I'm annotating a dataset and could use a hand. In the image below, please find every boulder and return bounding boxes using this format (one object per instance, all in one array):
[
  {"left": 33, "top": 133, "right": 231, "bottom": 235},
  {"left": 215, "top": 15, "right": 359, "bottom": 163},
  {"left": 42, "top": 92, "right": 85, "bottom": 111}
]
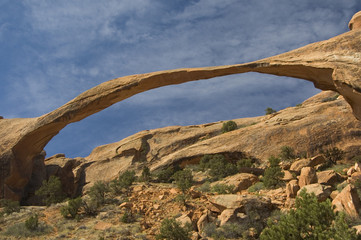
[
  {"left": 286, "top": 180, "right": 300, "bottom": 198},
  {"left": 309, "top": 155, "right": 326, "bottom": 167},
  {"left": 289, "top": 159, "right": 311, "bottom": 172},
  {"left": 209, "top": 194, "right": 273, "bottom": 212},
  {"left": 350, "top": 172, "right": 361, "bottom": 184},
  {"left": 282, "top": 170, "right": 295, "bottom": 181},
  {"left": 197, "top": 211, "right": 211, "bottom": 233},
  {"left": 218, "top": 208, "right": 237, "bottom": 226},
  {"left": 176, "top": 214, "right": 192, "bottom": 228},
  {"left": 332, "top": 185, "right": 361, "bottom": 218},
  {"left": 298, "top": 183, "right": 332, "bottom": 201},
  {"left": 317, "top": 170, "right": 341, "bottom": 185},
  {"left": 210, "top": 173, "right": 258, "bottom": 193},
  {"left": 299, "top": 167, "right": 317, "bottom": 188}
]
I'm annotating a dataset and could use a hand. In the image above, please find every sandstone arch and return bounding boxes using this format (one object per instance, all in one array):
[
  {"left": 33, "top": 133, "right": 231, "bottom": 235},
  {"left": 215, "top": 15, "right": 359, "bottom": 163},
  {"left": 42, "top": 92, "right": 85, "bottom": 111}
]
[{"left": 1, "top": 13, "right": 361, "bottom": 200}]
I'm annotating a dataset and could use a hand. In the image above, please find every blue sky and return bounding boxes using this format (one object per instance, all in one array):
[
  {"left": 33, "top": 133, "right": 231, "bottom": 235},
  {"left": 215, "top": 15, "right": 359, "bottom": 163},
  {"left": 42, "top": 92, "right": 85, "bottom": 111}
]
[{"left": 1, "top": 1, "right": 360, "bottom": 158}]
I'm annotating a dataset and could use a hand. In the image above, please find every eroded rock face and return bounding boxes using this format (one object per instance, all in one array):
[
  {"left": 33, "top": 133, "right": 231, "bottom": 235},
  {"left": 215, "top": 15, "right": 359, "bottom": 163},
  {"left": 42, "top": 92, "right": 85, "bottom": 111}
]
[{"left": 2, "top": 12, "right": 361, "bottom": 200}]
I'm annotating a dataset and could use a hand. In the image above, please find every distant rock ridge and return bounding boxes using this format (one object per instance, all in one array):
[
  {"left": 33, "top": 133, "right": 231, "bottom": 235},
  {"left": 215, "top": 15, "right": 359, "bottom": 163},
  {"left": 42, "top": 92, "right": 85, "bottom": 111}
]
[{"left": 1, "top": 12, "right": 361, "bottom": 200}]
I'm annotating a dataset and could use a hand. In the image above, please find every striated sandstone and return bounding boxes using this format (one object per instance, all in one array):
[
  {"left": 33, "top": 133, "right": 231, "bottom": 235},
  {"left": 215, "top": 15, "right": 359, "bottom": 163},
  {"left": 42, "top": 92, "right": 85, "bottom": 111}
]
[{"left": 2, "top": 12, "right": 361, "bottom": 199}]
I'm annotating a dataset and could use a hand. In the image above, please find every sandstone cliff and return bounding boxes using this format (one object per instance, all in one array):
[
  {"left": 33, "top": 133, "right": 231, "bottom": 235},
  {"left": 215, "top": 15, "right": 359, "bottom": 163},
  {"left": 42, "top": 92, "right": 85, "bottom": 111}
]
[
  {"left": 37, "top": 91, "right": 361, "bottom": 197},
  {"left": 1, "top": 12, "right": 361, "bottom": 200}
]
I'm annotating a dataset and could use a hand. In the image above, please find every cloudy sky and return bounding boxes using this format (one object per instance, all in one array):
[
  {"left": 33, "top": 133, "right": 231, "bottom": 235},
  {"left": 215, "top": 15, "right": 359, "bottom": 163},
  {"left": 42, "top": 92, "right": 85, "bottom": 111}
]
[{"left": 1, "top": 1, "right": 360, "bottom": 158}]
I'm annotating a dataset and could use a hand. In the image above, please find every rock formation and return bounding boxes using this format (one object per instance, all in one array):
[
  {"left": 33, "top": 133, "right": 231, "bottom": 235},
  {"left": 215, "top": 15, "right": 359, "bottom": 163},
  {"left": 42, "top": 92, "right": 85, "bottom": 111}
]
[{"left": 1, "top": 12, "right": 361, "bottom": 200}]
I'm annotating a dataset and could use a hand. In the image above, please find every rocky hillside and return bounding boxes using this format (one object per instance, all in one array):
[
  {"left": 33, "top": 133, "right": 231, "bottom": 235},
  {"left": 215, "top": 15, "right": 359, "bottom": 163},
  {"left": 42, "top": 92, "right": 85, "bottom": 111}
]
[{"left": 25, "top": 90, "right": 361, "bottom": 200}]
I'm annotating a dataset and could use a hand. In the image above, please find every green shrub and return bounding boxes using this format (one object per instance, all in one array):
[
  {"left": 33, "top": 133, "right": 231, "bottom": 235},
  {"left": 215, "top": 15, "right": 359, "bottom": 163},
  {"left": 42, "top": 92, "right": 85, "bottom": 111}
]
[
  {"left": 211, "top": 183, "right": 235, "bottom": 194},
  {"left": 88, "top": 181, "right": 109, "bottom": 207},
  {"left": 25, "top": 214, "right": 39, "bottom": 231},
  {"left": 0, "top": 199, "right": 20, "bottom": 215},
  {"left": 222, "top": 121, "right": 237, "bottom": 133},
  {"left": 35, "top": 176, "right": 65, "bottom": 206},
  {"left": 157, "top": 166, "right": 180, "bottom": 183},
  {"left": 203, "top": 222, "right": 244, "bottom": 239},
  {"left": 262, "top": 156, "right": 284, "bottom": 189},
  {"left": 324, "top": 147, "right": 344, "bottom": 165},
  {"left": 248, "top": 182, "right": 265, "bottom": 193},
  {"left": 198, "top": 181, "right": 211, "bottom": 193},
  {"left": 265, "top": 107, "right": 276, "bottom": 115},
  {"left": 82, "top": 199, "right": 98, "bottom": 216},
  {"left": 260, "top": 189, "right": 359, "bottom": 240},
  {"left": 140, "top": 166, "right": 151, "bottom": 183},
  {"left": 236, "top": 158, "right": 253, "bottom": 169},
  {"left": 322, "top": 93, "right": 339, "bottom": 102},
  {"left": 172, "top": 169, "right": 193, "bottom": 193},
  {"left": 120, "top": 209, "right": 135, "bottom": 223},
  {"left": 60, "top": 197, "right": 82, "bottom": 219},
  {"left": 199, "top": 154, "right": 237, "bottom": 180},
  {"left": 156, "top": 218, "right": 192, "bottom": 240},
  {"left": 279, "top": 146, "right": 295, "bottom": 161},
  {"left": 110, "top": 170, "right": 137, "bottom": 195},
  {"left": 174, "top": 193, "right": 190, "bottom": 206}
]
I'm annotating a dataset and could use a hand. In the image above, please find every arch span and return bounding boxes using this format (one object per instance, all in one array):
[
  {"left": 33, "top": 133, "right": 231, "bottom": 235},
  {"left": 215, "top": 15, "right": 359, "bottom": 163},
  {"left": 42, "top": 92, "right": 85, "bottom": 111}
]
[{"left": 1, "top": 16, "right": 361, "bottom": 199}]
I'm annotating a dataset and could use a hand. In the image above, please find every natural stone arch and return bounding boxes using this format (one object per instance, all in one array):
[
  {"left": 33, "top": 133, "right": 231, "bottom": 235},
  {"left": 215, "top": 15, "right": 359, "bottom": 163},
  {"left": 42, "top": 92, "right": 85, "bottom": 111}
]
[{"left": 1, "top": 12, "right": 361, "bottom": 200}]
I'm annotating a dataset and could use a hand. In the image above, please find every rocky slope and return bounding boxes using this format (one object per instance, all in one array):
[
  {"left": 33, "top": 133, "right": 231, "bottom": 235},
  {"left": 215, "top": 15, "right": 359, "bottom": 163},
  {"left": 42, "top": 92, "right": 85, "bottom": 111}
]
[
  {"left": 24, "top": 90, "right": 361, "bottom": 201},
  {"left": 1, "top": 12, "right": 361, "bottom": 200}
]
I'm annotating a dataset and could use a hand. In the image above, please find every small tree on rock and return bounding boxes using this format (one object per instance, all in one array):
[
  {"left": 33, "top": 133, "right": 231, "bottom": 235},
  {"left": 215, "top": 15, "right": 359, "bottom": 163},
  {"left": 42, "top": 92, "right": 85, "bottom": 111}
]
[
  {"left": 263, "top": 156, "right": 284, "bottom": 189},
  {"left": 35, "top": 176, "right": 65, "bottom": 206}
]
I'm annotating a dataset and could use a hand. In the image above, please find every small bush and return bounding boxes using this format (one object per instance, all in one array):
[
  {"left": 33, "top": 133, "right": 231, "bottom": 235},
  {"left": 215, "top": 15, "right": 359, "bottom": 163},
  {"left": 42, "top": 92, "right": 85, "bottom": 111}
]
[
  {"left": 120, "top": 209, "right": 135, "bottom": 223},
  {"left": 156, "top": 218, "right": 192, "bottom": 240},
  {"left": 203, "top": 222, "right": 244, "bottom": 239},
  {"left": 199, "top": 154, "right": 237, "bottom": 180},
  {"left": 82, "top": 199, "right": 98, "bottom": 216},
  {"left": 265, "top": 107, "right": 276, "bottom": 115},
  {"left": 222, "top": 121, "right": 237, "bottom": 133},
  {"left": 174, "top": 193, "right": 190, "bottom": 206},
  {"left": 198, "top": 181, "right": 211, "bottom": 192},
  {"left": 262, "top": 156, "right": 284, "bottom": 189},
  {"left": 25, "top": 214, "right": 39, "bottom": 231},
  {"left": 110, "top": 170, "right": 137, "bottom": 195},
  {"left": 35, "top": 176, "right": 65, "bottom": 206},
  {"left": 0, "top": 199, "right": 20, "bottom": 215},
  {"left": 4, "top": 219, "right": 51, "bottom": 237},
  {"left": 172, "top": 169, "right": 193, "bottom": 193},
  {"left": 324, "top": 147, "right": 344, "bottom": 165},
  {"left": 248, "top": 182, "right": 265, "bottom": 193},
  {"left": 157, "top": 166, "right": 180, "bottom": 183},
  {"left": 88, "top": 181, "right": 109, "bottom": 207},
  {"left": 236, "top": 158, "right": 253, "bottom": 169},
  {"left": 321, "top": 93, "right": 339, "bottom": 102},
  {"left": 211, "top": 183, "right": 235, "bottom": 194},
  {"left": 260, "top": 189, "right": 359, "bottom": 240},
  {"left": 140, "top": 166, "right": 151, "bottom": 183},
  {"left": 279, "top": 146, "right": 296, "bottom": 161},
  {"left": 60, "top": 197, "right": 82, "bottom": 219}
]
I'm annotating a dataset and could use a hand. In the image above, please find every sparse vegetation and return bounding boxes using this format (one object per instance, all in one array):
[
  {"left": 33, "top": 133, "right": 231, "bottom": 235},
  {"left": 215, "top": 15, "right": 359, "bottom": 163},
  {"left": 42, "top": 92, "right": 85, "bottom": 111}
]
[
  {"left": 237, "top": 158, "right": 254, "bottom": 169},
  {"left": 35, "top": 175, "right": 66, "bottom": 206},
  {"left": 198, "top": 181, "right": 211, "bottom": 192},
  {"left": 0, "top": 199, "right": 20, "bottom": 215},
  {"left": 172, "top": 169, "right": 193, "bottom": 194},
  {"left": 265, "top": 107, "right": 276, "bottom": 115},
  {"left": 157, "top": 166, "right": 181, "bottom": 183},
  {"left": 260, "top": 189, "right": 359, "bottom": 240},
  {"left": 140, "top": 166, "right": 151, "bottom": 183},
  {"left": 211, "top": 183, "right": 235, "bottom": 194},
  {"left": 203, "top": 222, "right": 245, "bottom": 239},
  {"left": 322, "top": 93, "right": 340, "bottom": 102},
  {"left": 222, "top": 120, "right": 237, "bottom": 133},
  {"left": 120, "top": 209, "right": 135, "bottom": 223},
  {"left": 199, "top": 154, "right": 238, "bottom": 180},
  {"left": 279, "top": 146, "right": 296, "bottom": 161},
  {"left": 60, "top": 197, "right": 82, "bottom": 219},
  {"left": 262, "top": 156, "right": 284, "bottom": 189},
  {"left": 110, "top": 170, "right": 137, "bottom": 195},
  {"left": 88, "top": 181, "right": 109, "bottom": 207},
  {"left": 25, "top": 214, "right": 39, "bottom": 231},
  {"left": 156, "top": 218, "right": 192, "bottom": 240},
  {"left": 248, "top": 182, "right": 265, "bottom": 193}
]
